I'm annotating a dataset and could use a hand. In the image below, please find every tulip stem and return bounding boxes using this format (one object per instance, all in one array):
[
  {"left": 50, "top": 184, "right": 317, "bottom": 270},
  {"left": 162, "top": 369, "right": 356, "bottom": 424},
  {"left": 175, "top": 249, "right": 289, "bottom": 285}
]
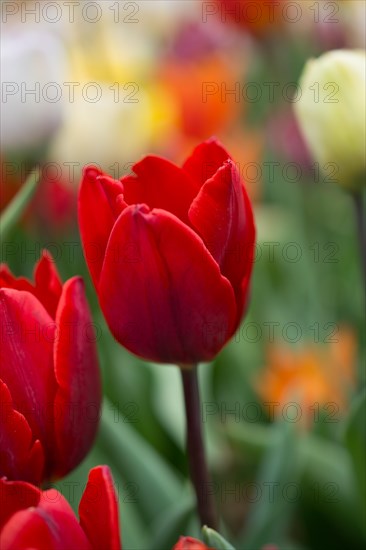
[
  {"left": 181, "top": 365, "right": 218, "bottom": 530},
  {"left": 353, "top": 192, "right": 366, "bottom": 284}
]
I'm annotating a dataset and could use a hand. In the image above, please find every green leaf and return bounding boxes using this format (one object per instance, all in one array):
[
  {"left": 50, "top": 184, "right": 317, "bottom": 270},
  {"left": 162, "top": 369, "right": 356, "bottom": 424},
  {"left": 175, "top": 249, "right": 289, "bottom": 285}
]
[
  {"left": 0, "top": 167, "right": 40, "bottom": 237},
  {"left": 227, "top": 421, "right": 355, "bottom": 495},
  {"left": 98, "top": 399, "right": 184, "bottom": 526},
  {"left": 228, "top": 417, "right": 363, "bottom": 544},
  {"left": 300, "top": 434, "right": 355, "bottom": 499},
  {"left": 299, "top": 434, "right": 362, "bottom": 543},
  {"left": 240, "top": 420, "right": 301, "bottom": 549},
  {"left": 150, "top": 363, "right": 185, "bottom": 448},
  {"left": 344, "top": 391, "right": 366, "bottom": 480},
  {"left": 343, "top": 391, "right": 366, "bottom": 535},
  {"left": 149, "top": 489, "right": 196, "bottom": 550},
  {"left": 228, "top": 420, "right": 365, "bottom": 548},
  {"left": 226, "top": 420, "right": 276, "bottom": 458},
  {"left": 202, "top": 526, "right": 236, "bottom": 549}
]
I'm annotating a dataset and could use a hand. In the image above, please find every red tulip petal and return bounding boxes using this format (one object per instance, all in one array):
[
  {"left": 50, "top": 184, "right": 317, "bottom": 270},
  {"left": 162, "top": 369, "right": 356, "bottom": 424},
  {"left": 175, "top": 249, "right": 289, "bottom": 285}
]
[
  {"left": 79, "top": 167, "right": 124, "bottom": 287},
  {"left": 234, "top": 172, "right": 256, "bottom": 317},
  {"left": 0, "top": 265, "right": 34, "bottom": 294},
  {"left": 99, "top": 205, "right": 237, "bottom": 364},
  {"left": 189, "top": 160, "right": 255, "bottom": 293},
  {"left": 0, "top": 253, "right": 62, "bottom": 320},
  {"left": 39, "top": 489, "right": 92, "bottom": 549},
  {"left": 34, "top": 251, "right": 63, "bottom": 319},
  {"left": 121, "top": 156, "right": 200, "bottom": 224},
  {"left": 0, "top": 381, "right": 44, "bottom": 485},
  {"left": 0, "top": 289, "right": 57, "bottom": 468},
  {"left": 97, "top": 174, "right": 128, "bottom": 218},
  {"left": 79, "top": 466, "right": 121, "bottom": 550},
  {"left": 0, "top": 509, "right": 57, "bottom": 550},
  {"left": 53, "top": 277, "right": 101, "bottom": 478},
  {"left": 183, "top": 138, "right": 231, "bottom": 186},
  {"left": 1, "top": 492, "right": 91, "bottom": 550},
  {"left": 0, "top": 478, "right": 40, "bottom": 531}
]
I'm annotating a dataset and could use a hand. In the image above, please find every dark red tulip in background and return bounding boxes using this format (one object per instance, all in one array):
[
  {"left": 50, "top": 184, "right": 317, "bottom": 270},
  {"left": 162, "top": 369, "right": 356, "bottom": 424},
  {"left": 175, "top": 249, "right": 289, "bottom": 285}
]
[
  {"left": 0, "top": 252, "right": 101, "bottom": 485},
  {"left": 79, "top": 139, "right": 255, "bottom": 365},
  {"left": 0, "top": 465, "right": 121, "bottom": 550},
  {"left": 214, "top": 0, "right": 284, "bottom": 36}
]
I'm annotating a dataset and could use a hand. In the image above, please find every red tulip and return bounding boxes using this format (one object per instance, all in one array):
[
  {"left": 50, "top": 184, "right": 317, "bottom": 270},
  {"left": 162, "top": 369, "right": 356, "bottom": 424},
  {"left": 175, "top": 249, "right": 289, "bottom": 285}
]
[
  {"left": 0, "top": 465, "right": 121, "bottom": 550},
  {"left": 214, "top": 0, "right": 284, "bottom": 36},
  {"left": 79, "top": 139, "right": 255, "bottom": 365},
  {"left": 173, "top": 537, "right": 212, "bottom": 550},
  {"left": 0, "top": 251, "right": 101, "bottom": 485}
]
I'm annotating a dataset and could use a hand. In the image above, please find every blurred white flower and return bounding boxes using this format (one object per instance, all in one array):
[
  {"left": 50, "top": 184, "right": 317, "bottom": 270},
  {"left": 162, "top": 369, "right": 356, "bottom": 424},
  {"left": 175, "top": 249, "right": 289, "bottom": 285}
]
[{"left": 1, "top": 28, "right": 67, "bottom": 152}]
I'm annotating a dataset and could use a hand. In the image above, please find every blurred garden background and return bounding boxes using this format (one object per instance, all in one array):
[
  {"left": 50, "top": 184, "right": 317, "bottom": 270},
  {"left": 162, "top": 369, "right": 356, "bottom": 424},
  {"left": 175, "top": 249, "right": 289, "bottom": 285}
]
[{"left": 1, "top": 1, "right": 365, "bottom": 548}]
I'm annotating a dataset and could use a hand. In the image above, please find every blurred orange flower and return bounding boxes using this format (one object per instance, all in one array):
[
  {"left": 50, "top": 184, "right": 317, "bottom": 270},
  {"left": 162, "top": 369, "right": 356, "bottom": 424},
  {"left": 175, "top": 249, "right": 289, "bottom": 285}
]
[
  {"left": 158, "top": 20, "right": 265, "bottom": 202},
  {"left": 256, "top": 327, "right": 357, "bottom": 425},
  {"left": 161, "top": 53, "right": 242, "bottom": 141}
]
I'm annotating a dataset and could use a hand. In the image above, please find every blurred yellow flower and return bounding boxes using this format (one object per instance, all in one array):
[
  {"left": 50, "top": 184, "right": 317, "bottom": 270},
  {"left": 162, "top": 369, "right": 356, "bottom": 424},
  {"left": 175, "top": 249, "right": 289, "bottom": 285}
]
[{"left": 49, "top": 18, "right": 178, "bottom": 180}]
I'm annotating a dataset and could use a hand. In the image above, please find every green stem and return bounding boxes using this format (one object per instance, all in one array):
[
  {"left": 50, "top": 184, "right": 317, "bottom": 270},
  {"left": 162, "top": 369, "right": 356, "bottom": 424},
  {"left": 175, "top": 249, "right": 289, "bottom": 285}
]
[
  {"left": 180, "top": 365, "right": 218, "bottom": 529},
  {"left": 353, "top": 192, "right": 366, "bottom": 285}
]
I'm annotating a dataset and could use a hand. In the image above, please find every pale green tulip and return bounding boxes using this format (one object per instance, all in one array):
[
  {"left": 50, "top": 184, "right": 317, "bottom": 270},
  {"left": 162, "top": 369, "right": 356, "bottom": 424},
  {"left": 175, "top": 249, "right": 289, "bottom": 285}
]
[{"left": 294, "top": 49, "right": 366, "bottom": 192}]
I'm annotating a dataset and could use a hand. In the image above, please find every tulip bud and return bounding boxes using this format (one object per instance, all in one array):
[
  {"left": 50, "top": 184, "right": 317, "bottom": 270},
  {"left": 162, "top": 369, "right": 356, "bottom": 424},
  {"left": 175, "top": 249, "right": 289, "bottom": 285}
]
[
  {"left": 173, "top": 536, "right": 213, "bottom": 550},
  {"left": 0, "top": 251, "right": 101, "bottom": 485},
  {"left": 0, "top": 466, "right": 121, "bottom": 550},
  {"left": 78, "top": 138, "right": 256, "bottom": 366},
  {"left": 294, "top": 49, "right": 366, "bottom": 192}
]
